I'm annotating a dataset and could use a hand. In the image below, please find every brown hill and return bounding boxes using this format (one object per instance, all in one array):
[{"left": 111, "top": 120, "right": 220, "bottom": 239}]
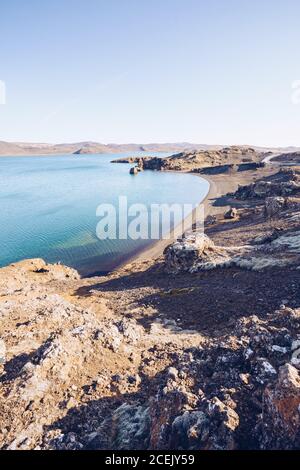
[{"left": 1, "top": 140, "right": 299, "bottom": 157}]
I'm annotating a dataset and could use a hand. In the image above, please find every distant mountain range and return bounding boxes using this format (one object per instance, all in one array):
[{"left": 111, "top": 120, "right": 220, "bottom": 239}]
[{"left": 0, "top": 140, "right": 300, "bottom": 156}]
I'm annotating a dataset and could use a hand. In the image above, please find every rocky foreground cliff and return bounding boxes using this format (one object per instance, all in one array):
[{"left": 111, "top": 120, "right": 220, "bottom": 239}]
[{"left": 1, "top": 161, "right": 300, "bottom": 450}]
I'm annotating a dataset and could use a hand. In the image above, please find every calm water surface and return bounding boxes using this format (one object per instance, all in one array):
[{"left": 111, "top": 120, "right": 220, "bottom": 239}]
[{"left": 0, "top": 153, "right": 209, "bottom": 275}]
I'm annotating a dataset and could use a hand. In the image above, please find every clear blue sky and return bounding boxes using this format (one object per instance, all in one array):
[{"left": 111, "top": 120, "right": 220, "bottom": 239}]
[{"left": 0, "top": 0, "right": 300, "bottom": 146}]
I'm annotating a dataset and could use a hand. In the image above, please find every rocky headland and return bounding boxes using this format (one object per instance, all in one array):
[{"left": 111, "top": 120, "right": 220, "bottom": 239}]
[
  {"left": 113, "top": 146, "right": 264, "bottom": 173},
  {"left": 1, "top": 148, "right": 300, "bottom": 450},
  {"left": 271, "top": 152, "right": 300, "bottom": 165}
]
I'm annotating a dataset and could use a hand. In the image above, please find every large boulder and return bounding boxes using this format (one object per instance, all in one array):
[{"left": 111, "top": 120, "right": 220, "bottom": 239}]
[
  {"left": 224, "top": 207, "right": 238, "bottom": 220},
  {"left": 264, "top": 197, "right": 286, "bottom": 218},
  {"left": 253, "top": 181, "right": 273, "bottom": 197},
  {"left": 170, "top": 397, "right": 239, "bottom": 450},
  {"left": 164, "top": 234, "right": 216, "bottom": 273},
  {"left": 261, "top": 363, "right": 300, "bottom": 449},
  {"left": 129, "top": 166, "right": 138, "bottom": 175},
  {"left": 109, "top": 403, "right": 150, "bottom": 450},
  {"left": 149, "top": 382, "right": 239, "bottom": 450}
]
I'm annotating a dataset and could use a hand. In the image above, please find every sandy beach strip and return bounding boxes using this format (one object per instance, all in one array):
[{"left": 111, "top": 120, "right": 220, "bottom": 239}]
[{"left": 118, "top": 171, "right": 245, "bottom": 268}]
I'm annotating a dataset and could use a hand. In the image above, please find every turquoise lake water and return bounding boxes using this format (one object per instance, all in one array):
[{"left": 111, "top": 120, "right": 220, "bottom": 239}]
[{"left": 0, "top": 153, "right": 209, "bottom": 275}]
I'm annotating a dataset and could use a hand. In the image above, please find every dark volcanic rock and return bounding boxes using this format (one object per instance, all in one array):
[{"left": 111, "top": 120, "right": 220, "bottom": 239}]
[
  {"left": 261, "top": 364, "right": 300, "bottom": 449},
  {"left": 264, "top": 197, "right": 286, "bottom": 218},
  {"left": 224, "top": 207, "right": 238, "bottom": 220},
  {"left": 233, "top": 169, "right": 300, "bottom": 200}
]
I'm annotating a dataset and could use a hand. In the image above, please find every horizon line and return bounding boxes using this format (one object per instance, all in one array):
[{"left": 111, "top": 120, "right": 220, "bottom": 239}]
[{"left": 1, "top": 139, "right": 300, "bottom": 150}]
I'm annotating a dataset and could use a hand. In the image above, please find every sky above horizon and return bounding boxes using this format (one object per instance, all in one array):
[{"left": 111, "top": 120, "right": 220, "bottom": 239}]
[{"left": 0, "top": 0, "right": 300, "bottom": 147}]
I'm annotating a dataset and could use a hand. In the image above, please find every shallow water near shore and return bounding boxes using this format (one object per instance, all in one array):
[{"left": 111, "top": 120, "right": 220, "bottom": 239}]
[{"left": 0, "top": 153, "right": 209, "bottom": 275}]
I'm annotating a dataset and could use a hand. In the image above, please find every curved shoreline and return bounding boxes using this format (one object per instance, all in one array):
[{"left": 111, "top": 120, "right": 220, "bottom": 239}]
[
  {"left": 84, "top": 171, "right": 210, "bottom": 276},
  {"left": 116, "top": 171, "right": 243, "bottom": 270},
  {"left": 85, "top": 168, "right": 260, "bottom": 276},
  {"left": 114, "top": 173, "right": 210, "bottom": 270}
]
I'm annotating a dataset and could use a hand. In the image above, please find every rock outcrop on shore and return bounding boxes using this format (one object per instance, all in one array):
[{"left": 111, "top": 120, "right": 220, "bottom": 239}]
[
  {"left": 115, "top": 146, "right": 264, "bottom": 175},
  {"left": 233, "top": 168, "right": 300, "bottom": 199},
  {"left": 165, "top": 168, "right": 300, "bottom": 274},
  {"left": 272, "top": 152, "right": 300, "bottom": 165},
  {"left": 163, "top": 146, "right": 260, "bottom": 171}
]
